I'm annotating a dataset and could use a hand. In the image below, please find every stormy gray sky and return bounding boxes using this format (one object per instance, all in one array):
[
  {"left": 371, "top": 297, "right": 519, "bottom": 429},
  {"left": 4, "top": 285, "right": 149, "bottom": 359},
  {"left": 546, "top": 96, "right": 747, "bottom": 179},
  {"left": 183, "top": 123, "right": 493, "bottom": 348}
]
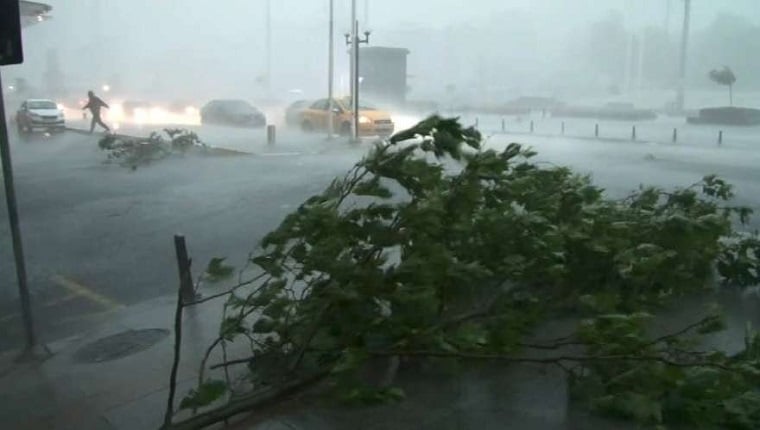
[{"left": 7, "top": 0, "right": 760, "bottom": 104}]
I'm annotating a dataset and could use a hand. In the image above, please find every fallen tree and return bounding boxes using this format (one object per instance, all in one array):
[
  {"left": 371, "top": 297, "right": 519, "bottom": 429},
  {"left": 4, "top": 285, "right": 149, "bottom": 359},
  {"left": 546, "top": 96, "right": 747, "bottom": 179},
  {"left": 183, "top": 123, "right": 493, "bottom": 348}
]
[
  {"left": 167, "top": 116, "right": 760, "bottom": 429},
  {"left": 98, "top": 128, "right": 240, "bottom": 170}
]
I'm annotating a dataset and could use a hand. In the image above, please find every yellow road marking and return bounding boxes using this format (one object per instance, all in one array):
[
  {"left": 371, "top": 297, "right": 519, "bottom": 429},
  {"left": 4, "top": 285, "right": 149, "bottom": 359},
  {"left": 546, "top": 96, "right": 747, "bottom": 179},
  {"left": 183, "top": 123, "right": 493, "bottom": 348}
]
[{"left": 50, "top": 275, "right": 124, "bottom": 310}]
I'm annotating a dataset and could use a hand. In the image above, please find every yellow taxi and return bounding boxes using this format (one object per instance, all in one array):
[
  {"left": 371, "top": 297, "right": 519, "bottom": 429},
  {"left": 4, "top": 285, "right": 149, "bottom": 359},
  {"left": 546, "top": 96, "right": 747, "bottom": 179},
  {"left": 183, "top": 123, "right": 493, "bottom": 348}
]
[{"left": 299, "top": 97, "right": 394, "bottom": 137}]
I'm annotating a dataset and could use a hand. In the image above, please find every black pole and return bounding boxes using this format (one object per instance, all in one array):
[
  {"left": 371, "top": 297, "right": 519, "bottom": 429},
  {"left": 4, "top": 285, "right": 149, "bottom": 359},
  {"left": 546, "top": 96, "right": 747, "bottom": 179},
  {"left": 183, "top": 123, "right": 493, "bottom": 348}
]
[
  {"left": 501, "top": 118, "right": 505, "bottom": 132},
  {"left": 530, "top": 120, "right": 534, "bottom": 133},
  {"left": 173, "top": 235, "right": 196, "bottom": 304},
  {"left": 718, "top": 130, "right": 723, "bottom": 145},
  {"left": 672, "top": 128, "right": 677, "bottom": 143},
  {"left": 163, "top": 279, "right": 184, "bottom": 429},
  {"left": 676, "top": 0, "right": 691, "bottom": 112},
  {"left": 632, "top": 125, "right": 637, "bottom": 141},
  {"left": 0, "top": 70, "right": 36, "bottom": 350},
  {"left": 595, "top": 123, "right": 599, "bottom": 138},
  {"left": 267, "top": 124, "right": 276, "bottom": 145},
  {"left": 561, "top": 121, "right": 565, "bottom": 135}
]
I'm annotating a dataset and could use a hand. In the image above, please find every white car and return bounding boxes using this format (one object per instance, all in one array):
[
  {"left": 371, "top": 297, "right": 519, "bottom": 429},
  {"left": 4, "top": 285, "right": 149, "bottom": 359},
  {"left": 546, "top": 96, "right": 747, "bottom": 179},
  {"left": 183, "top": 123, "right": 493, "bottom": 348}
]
[{"left": 16, "top": 99, "right": 66, "bottom": 133}]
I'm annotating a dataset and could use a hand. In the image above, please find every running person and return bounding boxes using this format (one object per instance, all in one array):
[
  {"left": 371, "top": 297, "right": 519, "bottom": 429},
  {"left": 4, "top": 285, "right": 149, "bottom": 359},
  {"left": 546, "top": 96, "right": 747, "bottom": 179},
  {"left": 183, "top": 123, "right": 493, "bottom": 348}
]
[{"left": 82, "top": 90, "right": 111, "bottom": 133}]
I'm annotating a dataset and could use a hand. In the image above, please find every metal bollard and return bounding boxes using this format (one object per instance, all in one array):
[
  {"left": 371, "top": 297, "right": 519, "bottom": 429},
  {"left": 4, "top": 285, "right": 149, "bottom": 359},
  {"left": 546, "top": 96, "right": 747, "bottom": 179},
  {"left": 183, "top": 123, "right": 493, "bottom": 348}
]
[
  {"left": 672, "top": 128, "right": 677, "bottom": 143},
  {"left": 561, "top": 122, "right": 565, "bottom": 135},
  {"left": 718, "top": 130, "right": 723, "bottom": 145},
  {"left": 631, "top": 125, "right": 637, "bottom": 141},
  {"left": 267, "top": 124, "right": 276, "bottom": 145},
  {"left": 530, "top": 120, "right": 534, "bottom": 133},
  {"left": 594, "top": 123, "right": 599, "bottom": 138}
]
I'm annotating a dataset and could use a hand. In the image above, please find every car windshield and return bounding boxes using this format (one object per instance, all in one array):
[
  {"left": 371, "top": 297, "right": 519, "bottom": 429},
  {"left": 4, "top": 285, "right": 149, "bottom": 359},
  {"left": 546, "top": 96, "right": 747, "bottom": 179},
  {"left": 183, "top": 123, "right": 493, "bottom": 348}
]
[
  {"left": 341, "top": 99, "right": 377, "bottom": 111},
  {"left": 27, "top": 101, "right": 57, "bottom": 109},
  {"left": 222, "top": 100, "right": 255, "bottom": 113}
]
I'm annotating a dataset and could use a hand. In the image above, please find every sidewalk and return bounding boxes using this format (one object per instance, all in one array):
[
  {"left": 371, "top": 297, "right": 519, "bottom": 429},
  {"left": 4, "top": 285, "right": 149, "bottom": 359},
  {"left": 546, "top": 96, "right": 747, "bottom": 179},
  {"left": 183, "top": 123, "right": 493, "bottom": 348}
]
[
  {"left": 0, "top": 291, "right": 592, "bottom": 430},
  {"left": 1, "top": 285, "right": 756, "bottom": 430},
  {"left": 0, "top": 292, "right": 237, "bottom": 430}
]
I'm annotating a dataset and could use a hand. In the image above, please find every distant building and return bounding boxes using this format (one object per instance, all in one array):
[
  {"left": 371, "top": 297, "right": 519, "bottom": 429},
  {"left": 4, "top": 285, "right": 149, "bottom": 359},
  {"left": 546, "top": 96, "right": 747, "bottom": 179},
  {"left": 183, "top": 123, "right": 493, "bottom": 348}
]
[{"left": 359, "top": 47, "right": 410, "bottom": 105}]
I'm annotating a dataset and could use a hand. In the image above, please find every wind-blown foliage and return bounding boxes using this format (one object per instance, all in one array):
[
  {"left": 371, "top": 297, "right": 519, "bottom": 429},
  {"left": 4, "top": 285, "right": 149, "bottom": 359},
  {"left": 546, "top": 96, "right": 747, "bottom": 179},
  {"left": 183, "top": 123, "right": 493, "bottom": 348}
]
[
  {"left": 98, "top": 128, "right": 208, "bottom": 169},
  {"left": 181, "top": 116, "right": 760, "bottom": 429},
  {"left": 709, "top": 66, "right": 737, "bottom": 106}
]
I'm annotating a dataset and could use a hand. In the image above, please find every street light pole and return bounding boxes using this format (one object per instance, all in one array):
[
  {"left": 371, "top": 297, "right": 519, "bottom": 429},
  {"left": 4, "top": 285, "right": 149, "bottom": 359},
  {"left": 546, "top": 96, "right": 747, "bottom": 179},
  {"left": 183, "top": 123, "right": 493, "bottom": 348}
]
[
  {"left": 676, "top": 0, "right": 691, "bottom": 112},
  {"left": 349, "top": 0, "right": 356, "bottom": 139},
  {"left": 327, "top": 0, "right": 335, "bottom": 138},
  {"left": 265, "top": 0, "right": 272, "bottom": 98},
  {"left": 346, "top": 0, "right": 370, "bottom": 143},
  {"left": 353, "top": 20, "right": 359, "bottom": 141}
]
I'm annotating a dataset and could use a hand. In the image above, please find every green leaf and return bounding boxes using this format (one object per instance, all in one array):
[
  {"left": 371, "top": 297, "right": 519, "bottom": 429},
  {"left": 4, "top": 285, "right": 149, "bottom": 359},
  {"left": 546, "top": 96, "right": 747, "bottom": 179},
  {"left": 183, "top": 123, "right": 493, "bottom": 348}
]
[
  {"left": 353, "top": 176, "right": 393, "bottom": 198},
  {"left": 251, "top": 255, "right": 284, "bottom": 277},
  {"left": 179, "top": 380, "right": 227, "bottom": 410},
  {"left": 697, "top": 314, "right": 726, "bottom": 334},
  {"left": 331, "top": 348, "right": 368, "bottom": 374},
  {"left": 252, "top": 318, "right": 276, "bottom": 334},
  {"left": 593, "top": 392, "right": 663, "bottom": 424},
  {"left": 205, "top": 257, "right": 235, "bottom": 282},
  {"left": 220, "top": 316, "right": 247, "bottom": 340}
]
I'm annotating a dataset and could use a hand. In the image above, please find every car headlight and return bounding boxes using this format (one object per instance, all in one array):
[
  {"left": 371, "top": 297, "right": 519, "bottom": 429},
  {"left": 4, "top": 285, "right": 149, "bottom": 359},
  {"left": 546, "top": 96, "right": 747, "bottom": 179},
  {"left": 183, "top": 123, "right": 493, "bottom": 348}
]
[{"left": 359, "top": 116, "right": 371, "bottom": 124}]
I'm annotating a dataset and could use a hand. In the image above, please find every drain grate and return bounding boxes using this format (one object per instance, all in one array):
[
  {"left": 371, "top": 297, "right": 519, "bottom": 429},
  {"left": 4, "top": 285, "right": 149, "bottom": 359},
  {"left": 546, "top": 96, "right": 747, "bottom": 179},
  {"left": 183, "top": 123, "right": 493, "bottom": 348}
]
[{"left": 72, "top": 328, "right": 169, "bottom": 363}]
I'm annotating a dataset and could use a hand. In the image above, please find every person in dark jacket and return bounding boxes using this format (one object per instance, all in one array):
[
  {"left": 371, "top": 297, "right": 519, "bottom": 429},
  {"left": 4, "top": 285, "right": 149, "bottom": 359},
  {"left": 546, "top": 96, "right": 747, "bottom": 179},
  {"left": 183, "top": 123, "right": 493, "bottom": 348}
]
[{"left": 82, "top": 90, "right": 111, "bottom": 133}]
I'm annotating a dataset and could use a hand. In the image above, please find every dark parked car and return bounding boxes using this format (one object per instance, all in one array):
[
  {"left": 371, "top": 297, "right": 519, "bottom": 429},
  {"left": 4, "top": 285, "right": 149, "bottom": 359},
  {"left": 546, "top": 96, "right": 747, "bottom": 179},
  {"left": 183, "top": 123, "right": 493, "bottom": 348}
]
[
  {"left": 16, "top": 99, "right": 65, "bottom": 133},
  {"left": 200, "top": 100, "right": 266, "bottom": 127},
  {"left": 285, "top": 100, "right": 310, "bottom": 127}
]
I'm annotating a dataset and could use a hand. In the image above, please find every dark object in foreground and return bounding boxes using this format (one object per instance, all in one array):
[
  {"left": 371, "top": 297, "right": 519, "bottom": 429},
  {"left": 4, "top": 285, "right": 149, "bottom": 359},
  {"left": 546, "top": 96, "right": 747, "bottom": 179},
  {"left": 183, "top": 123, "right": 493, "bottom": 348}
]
[
  {"left": 687, "top": 106, "right": 760, "bottom": 126},
  {"left": 200, "top": 99, "right": 266, "bottom": 128}
]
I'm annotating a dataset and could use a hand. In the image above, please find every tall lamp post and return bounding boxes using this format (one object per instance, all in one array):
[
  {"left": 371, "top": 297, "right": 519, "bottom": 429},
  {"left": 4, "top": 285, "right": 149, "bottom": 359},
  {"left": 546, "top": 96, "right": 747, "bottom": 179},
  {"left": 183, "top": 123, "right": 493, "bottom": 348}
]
[
  {"left": 345, "top": 19, "right": 370, "bottom": 142},
  {"left": 327, "top": 0, "right": 335, "bottom": 138},
  {"left": 265, "top": 0, "right": 272, "bottom": 98},
  {"left": 676, "top": 0, "right": 691, "bottom": 112}
]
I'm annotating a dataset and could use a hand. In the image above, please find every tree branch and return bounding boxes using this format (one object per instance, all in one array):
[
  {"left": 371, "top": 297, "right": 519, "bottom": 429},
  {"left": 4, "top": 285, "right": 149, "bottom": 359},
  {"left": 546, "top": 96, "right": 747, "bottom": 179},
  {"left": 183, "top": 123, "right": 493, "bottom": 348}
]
[
  {"left": 184, "top": 272, "right": 268, "bottom": 306},
  {"left": 365, "top": 349, "right": 736, "bottom": 372}
]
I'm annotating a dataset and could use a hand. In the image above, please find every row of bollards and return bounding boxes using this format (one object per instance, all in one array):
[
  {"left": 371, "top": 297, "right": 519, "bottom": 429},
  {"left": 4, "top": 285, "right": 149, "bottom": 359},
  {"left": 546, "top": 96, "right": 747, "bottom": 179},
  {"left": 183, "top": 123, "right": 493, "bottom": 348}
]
[
  {"left": 491, "top": 117, "right": 726, "bottom": 146},
  {"left": 248, "top": 120, "right": 725, "bottom": 148}
]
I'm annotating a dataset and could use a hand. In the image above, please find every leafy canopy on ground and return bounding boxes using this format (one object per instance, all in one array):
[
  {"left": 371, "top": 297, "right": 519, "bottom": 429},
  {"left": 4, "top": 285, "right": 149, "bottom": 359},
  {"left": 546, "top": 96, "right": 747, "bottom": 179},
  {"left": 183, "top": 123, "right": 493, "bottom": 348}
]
[
  {"left": 98, "top": 128, "right": 207, "bottom": 169},
  {"left": 181, "top": 116, "right": 760, "bottom": 429}
]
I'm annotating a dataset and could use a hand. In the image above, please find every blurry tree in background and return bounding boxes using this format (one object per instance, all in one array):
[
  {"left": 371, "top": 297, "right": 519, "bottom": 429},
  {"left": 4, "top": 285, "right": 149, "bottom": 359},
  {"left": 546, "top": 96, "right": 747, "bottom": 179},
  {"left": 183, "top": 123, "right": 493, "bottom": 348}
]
[
  {"left": 576, "top": 11, "right": 760, "bottom": 95},
  {"left": 584, "top": 11, "right": 628, "bottom": 87},
  {"left": 709, "top": 66, "right": 737, "bottom": 106},
  {"left": 44, "top": 49, "right": 65, "bottom": 97},
  {"left": 691, "top": 14, "right": 760, "bottom": 90}
]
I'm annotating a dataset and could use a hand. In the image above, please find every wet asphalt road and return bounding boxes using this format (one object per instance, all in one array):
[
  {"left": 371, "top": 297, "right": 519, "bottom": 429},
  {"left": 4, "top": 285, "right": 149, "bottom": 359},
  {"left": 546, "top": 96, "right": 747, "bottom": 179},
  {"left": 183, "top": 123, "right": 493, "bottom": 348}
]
[
  {"left": 0, "top": 124, "right": 366, "bottom": 351},
  {"left": 1, "top": 116, "right": 760, "bottom": 351}
]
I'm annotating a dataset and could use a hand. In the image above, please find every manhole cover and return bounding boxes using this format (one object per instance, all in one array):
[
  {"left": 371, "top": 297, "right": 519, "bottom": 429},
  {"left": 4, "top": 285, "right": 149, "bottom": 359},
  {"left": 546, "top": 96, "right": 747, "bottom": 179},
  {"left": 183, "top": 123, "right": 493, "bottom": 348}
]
[{"left": 73, "top": 328, "right": 170, "bottom": 363}]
